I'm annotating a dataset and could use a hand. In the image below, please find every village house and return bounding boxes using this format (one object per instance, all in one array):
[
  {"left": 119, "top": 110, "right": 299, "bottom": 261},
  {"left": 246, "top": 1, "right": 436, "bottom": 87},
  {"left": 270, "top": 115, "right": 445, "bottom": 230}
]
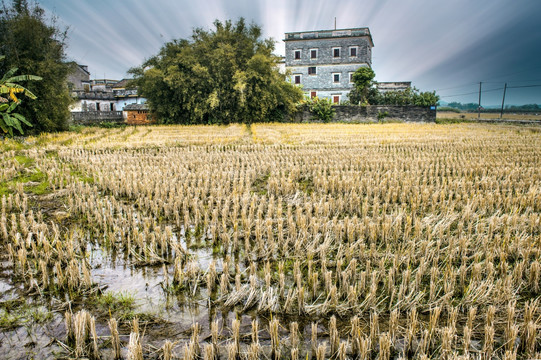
[
  {"left": 68, "top": 64, "right": 145, "bottom": 113},
  {"left": 112, "top": 79, "right": 141, "bottom": 110},
  {"left": 284, "top": 27, "right": 410, "bottom": 103},
  {"left": 285, "top": 27, "right": 374, "bottom": 104},
  {"left": 123, "top": 103, "right": 154, "bottom": 125}
]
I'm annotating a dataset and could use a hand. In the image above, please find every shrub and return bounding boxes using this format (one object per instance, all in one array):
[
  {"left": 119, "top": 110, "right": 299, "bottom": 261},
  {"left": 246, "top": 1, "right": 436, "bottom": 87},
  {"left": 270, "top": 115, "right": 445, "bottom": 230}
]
[{"left": 307, "top": 97, "right": 335, "bottom": 123}]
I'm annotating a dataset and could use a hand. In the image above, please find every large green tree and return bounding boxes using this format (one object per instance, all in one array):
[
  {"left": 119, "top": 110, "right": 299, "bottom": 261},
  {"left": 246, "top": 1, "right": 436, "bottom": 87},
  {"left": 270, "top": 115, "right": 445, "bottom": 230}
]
[
  {"left": 349, "top": 67, "right": 376, "bottom": 105},
  {"left": 0, "top": 0, "right": 72, "bottom": 133},
  {"left": 130, "top": 18, "right": 303, "bottom": 124}
]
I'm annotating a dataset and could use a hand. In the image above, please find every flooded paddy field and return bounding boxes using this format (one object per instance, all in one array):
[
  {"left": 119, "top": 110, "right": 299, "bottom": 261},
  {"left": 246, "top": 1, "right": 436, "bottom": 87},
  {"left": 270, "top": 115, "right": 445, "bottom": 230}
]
[{"left": 0, "top": 123, "right": 540, "bottom": 359}]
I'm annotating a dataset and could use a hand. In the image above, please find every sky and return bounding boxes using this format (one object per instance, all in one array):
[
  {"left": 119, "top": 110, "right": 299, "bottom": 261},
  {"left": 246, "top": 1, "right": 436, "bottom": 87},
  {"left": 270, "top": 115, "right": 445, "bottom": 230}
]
[{"left": 38, "top": 0, "right": 541, "bottom": 106}]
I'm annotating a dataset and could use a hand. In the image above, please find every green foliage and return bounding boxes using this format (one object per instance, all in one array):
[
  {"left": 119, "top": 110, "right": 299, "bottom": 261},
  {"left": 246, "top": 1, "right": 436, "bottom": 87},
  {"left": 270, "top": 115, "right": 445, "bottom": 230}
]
[
  {"left": 348, "top": 67, "right": 439, "bottom": 107},
  {"left": 447, "top": 102, "right": 479, "bottom": 111},
  {"left": 437, "top": 106, "right": 461, "bottom": 113},
  {"left": 377, "top": 111, "right": 389, "bottom": 121},
  {"left": 373, "top": 87, "right": 439, "bottom": 106},
  {"left": 306, "top": 97, "right": 335, "bottom": 122},
  {"left": 0, "top": 55, "right": 41, "bottom": 136},
  {"left": 0, "top": 0, "right": 73, "bottom": 133},
  {"left": 97, "top": 291, "right": 136, "bottom": 313},
  {"left": 447, "top": 102, "right": 541, "bottom": 113},
  {"left": 130, "top": 18, "right": 303, "bottom": 124},
  {"left": 349, "top": 84, "right": 380, "bottom": 105},
  {"left": 350, "top": 67, "right": 375, "bottom": 105}
]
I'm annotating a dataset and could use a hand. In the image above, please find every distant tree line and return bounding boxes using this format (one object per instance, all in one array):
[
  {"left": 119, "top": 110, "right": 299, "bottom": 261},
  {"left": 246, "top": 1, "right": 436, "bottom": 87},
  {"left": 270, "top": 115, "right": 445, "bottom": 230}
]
[{"left": 444, "top": 102, "right": 541, "bottom": 113}]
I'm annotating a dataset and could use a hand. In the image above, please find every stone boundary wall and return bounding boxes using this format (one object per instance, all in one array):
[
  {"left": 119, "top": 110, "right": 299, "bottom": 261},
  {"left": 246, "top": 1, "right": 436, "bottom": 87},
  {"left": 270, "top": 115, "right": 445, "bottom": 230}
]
[
  {"left": 293, "top": 105, "right": 437, "bottom": 123},
  {"left": 70, "top": 106, "right": 437, "bottom": 125},
  {"left": 71, "top": 111, "right": 124, "bottom": 125}
]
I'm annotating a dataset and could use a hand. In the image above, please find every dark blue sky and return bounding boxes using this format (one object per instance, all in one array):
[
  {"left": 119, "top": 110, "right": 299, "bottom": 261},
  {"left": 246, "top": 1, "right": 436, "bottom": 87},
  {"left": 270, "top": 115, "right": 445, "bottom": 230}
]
[{"left": 40, "top": 0, "right": 541, "bottom": 105}]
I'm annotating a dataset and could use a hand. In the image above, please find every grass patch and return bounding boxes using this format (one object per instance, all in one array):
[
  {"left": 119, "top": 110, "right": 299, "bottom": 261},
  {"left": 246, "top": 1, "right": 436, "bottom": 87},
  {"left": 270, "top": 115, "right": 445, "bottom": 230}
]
[
  {"left": 26, "top": 179, "right": 50, "bottom": 195},
  {"left": 0, "top": 138, "right": 27, "bottom": 152},
  {"left": 0, "top": 167, "right": 50, "bottom": 196},
  {"left": 28, "top": 307, "right": 53, "bottom": 324},
  {"left": 0, "top": 302, "right": 53, "bottom": 330},
  {"left": 69, "top": 124, "right": 86, "bottom": 133},
  {"left": 94, "top": 291, "right": 136, "bottom": 320},
  {"left": 298, "top": 175, "right": 314, "bottom": 195},
  {"left": 252, "top": 171, "right": 270, "bottom": 195},
  {"left": 91, "top": 291, "right": 161, "bottom": 322},
  {"left": 22, "top": 169, "right": 50, "bottom": 195},
  {"left": 0, "top": 309, "right": 22, "bottom": 329},
  {"left": 70, "top": 168, "right": 94, "bottom": 184},
  {"left": 14, "top": 155, "right": 34, "bottom": 167},
  {"left": 45, "top": 150, "right": 59, "bottom": 159},
  {"left": 0, "top": 183, "right": 10, "bottom": 196}
]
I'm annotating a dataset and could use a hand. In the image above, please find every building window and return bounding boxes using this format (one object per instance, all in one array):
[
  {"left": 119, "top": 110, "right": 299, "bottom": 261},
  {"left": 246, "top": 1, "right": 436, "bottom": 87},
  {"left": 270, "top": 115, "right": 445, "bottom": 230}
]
[
  {"left": 349, "top": 72, "right": 354, "bottom": 84},
  {"left": 333, "top": 47, "right": 341, "bottom": 58},
  {"left": 333, "top": 95, "right": 341, "bottom": 104},
  {"left": 333, "top": 73, "right": 340, "bottom": 83},
  {"left": 308, "top": 67, "right": 317, "bottom": 75},
  {"left": 310, "top": 49, "right": 318, "bottom": 59},
  {"left": 310, "top": 91, "right": 317, "bottom": 99},
  {"left": 294, "top": 50, "right": 301, "bottom": 60},
  {"left": 294, "top": 75, "right": 301, "bottom": 84},
  {"left": 349, "top": 46, "right": 358, "bottom": 57}
]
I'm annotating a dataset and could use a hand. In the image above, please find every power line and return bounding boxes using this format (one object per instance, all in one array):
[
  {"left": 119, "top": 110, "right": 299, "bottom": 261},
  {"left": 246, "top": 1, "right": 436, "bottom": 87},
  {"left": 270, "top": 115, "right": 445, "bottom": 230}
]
[
  {"left": 437, "top": 79, "right": 541, "bottom": 95},
  {"left": 508, "top": 84, "right": 541, "bottom": 89},
  {"left": 440, "top": 87, "right": 505, "bottom": 98},
  {"left": 435, "top": 82, "right": 479, "bottom": 92},
  {"left": 439, "top": 83, "right": 541, "bottom": 99},
  {"left": 439, "top": 91, "right": 480, "bottom": 98}
]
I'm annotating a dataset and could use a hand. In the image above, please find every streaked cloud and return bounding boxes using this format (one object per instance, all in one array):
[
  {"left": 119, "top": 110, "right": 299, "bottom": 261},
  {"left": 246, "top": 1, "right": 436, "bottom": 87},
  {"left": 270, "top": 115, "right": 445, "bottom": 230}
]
[{"left": 39, "top": 0, "right": 541, "bottom": 104}]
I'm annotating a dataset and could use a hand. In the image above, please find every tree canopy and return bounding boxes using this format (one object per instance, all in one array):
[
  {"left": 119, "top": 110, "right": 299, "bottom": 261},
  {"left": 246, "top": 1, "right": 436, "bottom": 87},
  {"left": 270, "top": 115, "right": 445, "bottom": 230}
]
[
  {"left": 0, "top": 0, "right": 73, "bottom": 133},
  {"left": 130, "top": 18, "right": 303, "bottom": 124},
  {"left": 349, "top": 67, "right": 375, "bottom": 105}
]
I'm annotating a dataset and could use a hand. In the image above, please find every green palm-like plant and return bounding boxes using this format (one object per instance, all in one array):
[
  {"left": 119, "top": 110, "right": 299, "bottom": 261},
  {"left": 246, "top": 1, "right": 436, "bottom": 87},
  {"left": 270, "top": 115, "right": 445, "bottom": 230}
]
[{"left": 0, "top": 55, "right": 42, "bottom": 136}]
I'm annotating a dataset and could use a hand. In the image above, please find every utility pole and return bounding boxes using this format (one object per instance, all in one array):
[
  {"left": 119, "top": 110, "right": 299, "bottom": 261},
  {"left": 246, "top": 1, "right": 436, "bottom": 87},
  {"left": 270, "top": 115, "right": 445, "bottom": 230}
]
[
  {"left": 478, "top": 82, "right": 482, "bottom": 119},
  {"left": 500, "top": 83, "right": 507, "bottom": 119}
]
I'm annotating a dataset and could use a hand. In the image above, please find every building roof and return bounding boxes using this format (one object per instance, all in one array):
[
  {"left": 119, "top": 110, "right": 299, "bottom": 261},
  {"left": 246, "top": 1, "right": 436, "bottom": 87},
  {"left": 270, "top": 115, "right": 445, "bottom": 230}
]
[
  {"left": 71, "top": 90, "right": 115, "bottom": 100},
  {"left": 284, "top": 27, "right": 373, "bottom": 46},
  {"left": 376, "top": 82, "right": 412, "bottom": 91},
  {"left": 77, "top": 64, "right": 90, "bottom": 76},
  {"left": 124, "top": 103, "right": 148, "bottom": 111},
  {"left": 112, "top": 79, "right": 136, "bottom": 89}
]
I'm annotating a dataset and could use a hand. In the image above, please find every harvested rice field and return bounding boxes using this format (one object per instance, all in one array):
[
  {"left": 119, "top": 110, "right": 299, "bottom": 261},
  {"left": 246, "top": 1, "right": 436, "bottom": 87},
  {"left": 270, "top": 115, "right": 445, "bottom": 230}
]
[{"left": 0, "top": 123, "right": 540, "bottom": 359}]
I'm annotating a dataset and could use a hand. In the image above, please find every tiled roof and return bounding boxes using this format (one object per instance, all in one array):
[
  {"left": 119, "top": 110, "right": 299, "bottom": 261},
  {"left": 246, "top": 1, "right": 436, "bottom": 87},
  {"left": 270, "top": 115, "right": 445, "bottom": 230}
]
[
  {"left": 124, "top": 103, "right": 148, "bottom": 111},
  {"left": 112, "top": 79, "right": 135, "bottom": 89}
]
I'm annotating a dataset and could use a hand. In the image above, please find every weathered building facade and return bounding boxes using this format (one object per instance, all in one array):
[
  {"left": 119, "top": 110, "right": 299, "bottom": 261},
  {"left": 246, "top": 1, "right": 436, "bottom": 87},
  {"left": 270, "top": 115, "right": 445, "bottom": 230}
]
[
  {"left": 113, "top": 79, "right": 141, "bottom": 110},
  {"left": 123, "top": 103, "right": 155, "bottom": 125},
  {"left": 68, "top": 63, "right": 148, "bottom": 123},
  {"left": 284, "top": 28, "right": 374, "bottom": 103},
  {"left": 67, "top": 64, "right": 91, "bottom": 91}
]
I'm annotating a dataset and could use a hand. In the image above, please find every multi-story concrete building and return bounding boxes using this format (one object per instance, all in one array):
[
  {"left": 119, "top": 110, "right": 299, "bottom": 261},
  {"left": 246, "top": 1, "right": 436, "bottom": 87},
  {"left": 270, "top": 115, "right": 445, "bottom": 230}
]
[{"left": 284, "top": 27, "right": 374, "bottom": 103}]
